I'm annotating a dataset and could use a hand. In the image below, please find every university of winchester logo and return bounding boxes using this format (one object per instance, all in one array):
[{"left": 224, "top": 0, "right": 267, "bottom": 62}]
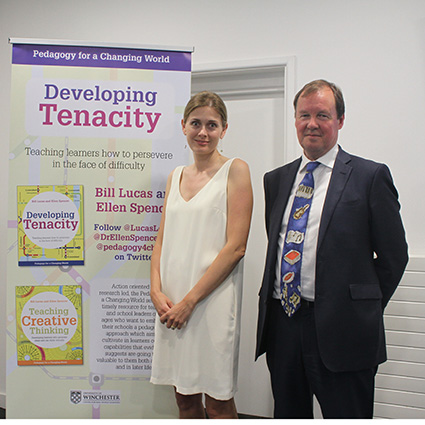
[
  {"left": 70, "top": 391, "right": 82, "bottom": 404},
  {"left": 69, "top": 389, "right": 121, "bottom": 405}
]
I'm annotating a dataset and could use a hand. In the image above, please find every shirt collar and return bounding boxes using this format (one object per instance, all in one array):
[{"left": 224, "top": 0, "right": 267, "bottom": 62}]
[{"left": 300, "top": 144, "right": 339, "bottom": 172}]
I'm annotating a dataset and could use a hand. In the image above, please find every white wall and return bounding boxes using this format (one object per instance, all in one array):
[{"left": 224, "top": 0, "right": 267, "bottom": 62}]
[{"left": 1, "top": 0, "right": 424, "bottom": 416}]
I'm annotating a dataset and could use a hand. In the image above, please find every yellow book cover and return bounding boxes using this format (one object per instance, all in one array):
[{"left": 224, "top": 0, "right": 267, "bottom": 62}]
[
  {"left": 17, "top": 185, "right": 84, "bottom": 266},
  {"left": 15, "top": 285, "right": 83, "bottom": 366}
]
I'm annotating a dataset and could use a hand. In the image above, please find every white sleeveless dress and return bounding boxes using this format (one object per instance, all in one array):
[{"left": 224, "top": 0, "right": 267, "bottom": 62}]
[{"left": 150, "top": 158, "right": 243, "bottom": 400}]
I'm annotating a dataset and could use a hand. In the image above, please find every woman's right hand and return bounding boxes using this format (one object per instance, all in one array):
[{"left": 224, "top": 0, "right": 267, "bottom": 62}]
[{"left": 150, "top": 290, "right": 174, "bottom": 318}]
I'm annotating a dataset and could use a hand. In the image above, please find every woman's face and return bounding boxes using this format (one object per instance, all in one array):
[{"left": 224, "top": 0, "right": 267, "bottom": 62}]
[{"left": 182, "top": 106, "right": 228, "bottom": 156}]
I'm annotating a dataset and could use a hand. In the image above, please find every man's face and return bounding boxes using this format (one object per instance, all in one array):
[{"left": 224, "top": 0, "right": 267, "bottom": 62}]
[{"left": 295, "top": 88, "right": 345, "bottom": 160}]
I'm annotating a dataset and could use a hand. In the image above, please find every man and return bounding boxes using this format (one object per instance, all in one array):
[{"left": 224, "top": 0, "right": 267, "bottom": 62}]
[{"left": 255, "top": 80, "right": 408, "bottom": 418}]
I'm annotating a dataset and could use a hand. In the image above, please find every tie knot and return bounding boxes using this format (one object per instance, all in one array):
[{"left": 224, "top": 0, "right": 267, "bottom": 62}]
[{"left": 306, "top": 161, "right": 320, "bottom": 173}]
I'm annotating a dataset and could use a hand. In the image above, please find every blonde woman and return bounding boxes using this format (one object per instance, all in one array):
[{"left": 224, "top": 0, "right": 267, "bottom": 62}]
[{"left": 150, "top": 91, "right": 253, "bottom": 419}]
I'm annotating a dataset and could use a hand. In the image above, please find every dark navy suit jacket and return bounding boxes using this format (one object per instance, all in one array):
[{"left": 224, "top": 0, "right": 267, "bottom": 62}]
[{"left": 256, "top": 147, "right": 408, "bottom": 372}]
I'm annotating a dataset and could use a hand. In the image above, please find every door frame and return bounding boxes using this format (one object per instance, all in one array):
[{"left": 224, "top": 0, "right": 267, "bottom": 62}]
[{"left": 192, "top": 56, "right": 298, "bottom": 164}]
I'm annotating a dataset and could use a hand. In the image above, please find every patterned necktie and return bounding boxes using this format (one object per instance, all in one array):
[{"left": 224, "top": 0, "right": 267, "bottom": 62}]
[{"left": 280, "top": 161, "right": 320, "bottom": 316}]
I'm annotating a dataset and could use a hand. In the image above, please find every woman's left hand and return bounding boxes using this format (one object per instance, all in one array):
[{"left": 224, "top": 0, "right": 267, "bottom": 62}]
[{"left": 160, "top": 297, "right": 195, "bottom": 330}]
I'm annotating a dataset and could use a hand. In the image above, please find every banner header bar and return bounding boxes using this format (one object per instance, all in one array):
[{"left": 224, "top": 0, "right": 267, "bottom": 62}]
[{"left": 11, "top": 43, "right": 192, "bottom": 72}]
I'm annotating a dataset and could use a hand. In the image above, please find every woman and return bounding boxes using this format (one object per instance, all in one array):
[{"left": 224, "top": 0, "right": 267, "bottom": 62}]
[{"left": 150, "top": 91, "right": 253, "bottom": 419}]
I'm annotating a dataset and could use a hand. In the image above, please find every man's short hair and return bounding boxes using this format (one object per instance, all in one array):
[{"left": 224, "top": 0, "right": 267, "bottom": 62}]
[{"left": 294, "top": 79, "right": 345, "bottom": 119}]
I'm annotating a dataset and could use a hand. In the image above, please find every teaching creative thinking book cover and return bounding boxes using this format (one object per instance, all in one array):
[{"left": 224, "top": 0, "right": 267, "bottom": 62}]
[
  {"left": 17, "top": 185, "right": 84, "bottom": 266},
  {"left": 15, "top": 285, "right": 83, "bottom": 366}
]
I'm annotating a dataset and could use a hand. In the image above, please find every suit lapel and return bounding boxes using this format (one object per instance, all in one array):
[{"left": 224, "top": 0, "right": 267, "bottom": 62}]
[
  {"left": 317, "top": 148, "right": 352, "bottom": 250},
  {"left": 269, "top": 158, "right": 301, "bottom": 244},
  {"left": 262, "top": 159, "right": 300, "bottom": 299}
]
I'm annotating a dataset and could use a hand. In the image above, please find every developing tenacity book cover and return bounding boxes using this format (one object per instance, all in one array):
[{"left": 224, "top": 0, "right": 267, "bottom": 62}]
[{"left": 17, "top": 185, "right": 84, "bottom": 266}]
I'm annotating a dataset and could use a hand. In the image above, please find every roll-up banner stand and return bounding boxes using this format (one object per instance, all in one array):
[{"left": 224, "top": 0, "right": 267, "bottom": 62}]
[{"left": 6, "top": 38, "right": 192, "bottom": 419}]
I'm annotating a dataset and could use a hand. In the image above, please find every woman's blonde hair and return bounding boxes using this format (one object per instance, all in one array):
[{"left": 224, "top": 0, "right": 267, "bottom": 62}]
[{"left": 183, "top": 91, "right": 227, "bottom": 127}]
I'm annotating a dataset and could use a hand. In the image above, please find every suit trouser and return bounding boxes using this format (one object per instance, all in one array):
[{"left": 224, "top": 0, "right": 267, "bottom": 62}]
[{"left": 266, "top": 298, "right": 377, "bottom": 419}]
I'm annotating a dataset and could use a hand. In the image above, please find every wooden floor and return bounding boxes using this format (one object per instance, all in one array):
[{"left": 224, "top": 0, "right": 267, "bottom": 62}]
[{"left": 0, "top": 409, "right": 264, "bottom": 420}]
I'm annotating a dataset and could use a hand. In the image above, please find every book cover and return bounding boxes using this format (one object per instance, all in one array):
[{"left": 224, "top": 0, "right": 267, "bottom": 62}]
[
  {"left": 15, "top": 285, "right": 83, "bottom": 366},
  {"left": 17, "top": 185, "right": 84, "bottom": 266}
]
